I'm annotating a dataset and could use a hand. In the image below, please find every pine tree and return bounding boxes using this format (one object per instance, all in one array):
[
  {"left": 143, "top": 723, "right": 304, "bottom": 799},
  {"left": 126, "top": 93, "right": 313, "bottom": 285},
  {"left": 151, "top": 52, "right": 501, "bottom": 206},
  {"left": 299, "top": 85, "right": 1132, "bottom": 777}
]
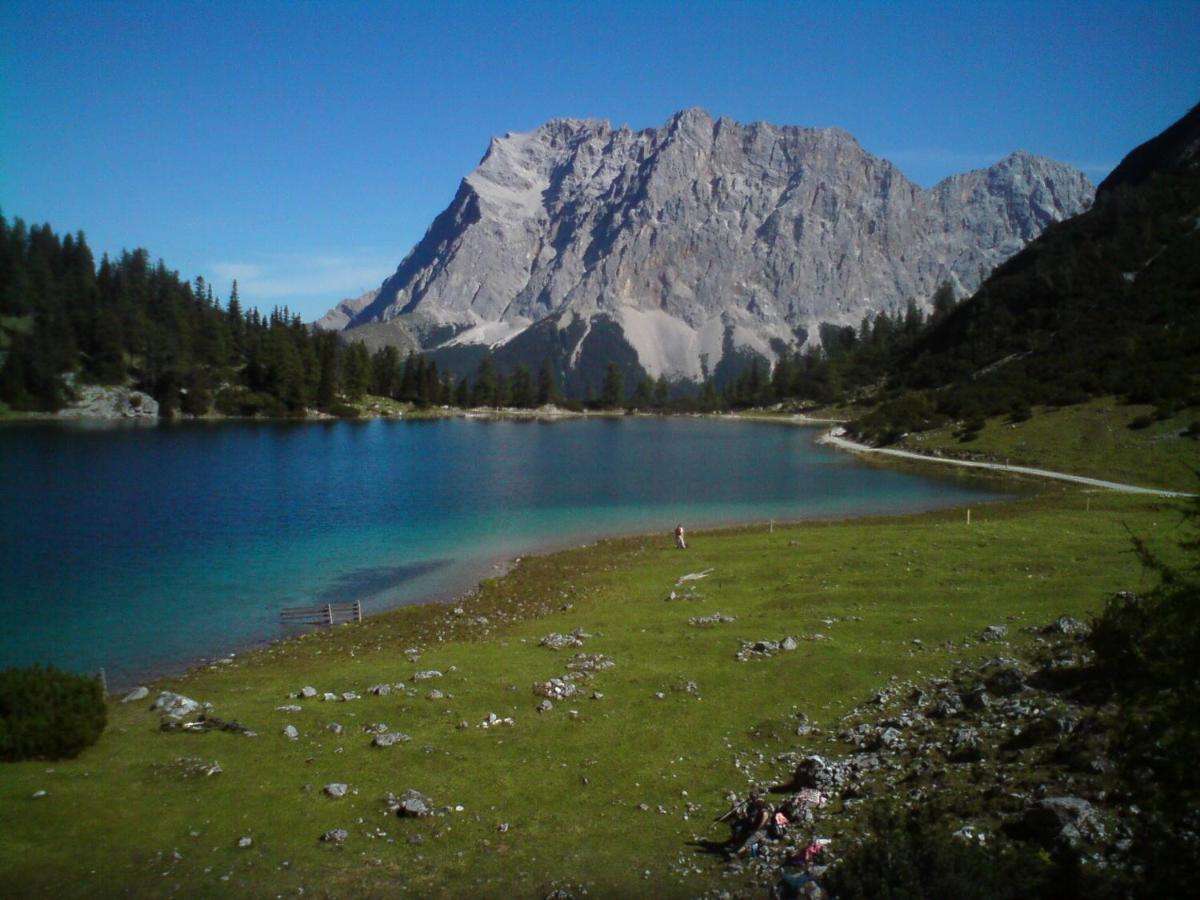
[
  {"left": 342, "top": 341, "right": 372, "bottom": 400},
  {"left": 653, "top": 376, "right": 670, "bottom": 409},
  {"left": 537, "top": 358, "right": 560, "bottom": 406},
  {"left": 601, "top": 362, "right": 625, "bottom": 408},
  {"left": 510, "top": 365, "right": 535, "bottom": 408},
  {"left": 632, "top": 376, "right": 654, "bottom": 408},
  {"left": 470, "top": 354, "right": 498, "bottom": 407}
]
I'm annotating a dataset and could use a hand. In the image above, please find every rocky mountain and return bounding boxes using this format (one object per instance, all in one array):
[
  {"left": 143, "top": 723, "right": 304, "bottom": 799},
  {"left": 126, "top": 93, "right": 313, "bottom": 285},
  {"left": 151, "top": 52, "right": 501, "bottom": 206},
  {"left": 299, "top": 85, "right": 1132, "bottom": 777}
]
[
  {"left": 849, "top": 101, "right": 1200, "bottom": 441},
  {"left": 315, "top": 289, "right": 379, "bottom": 332},
  {"left": 328, "top": 109, "right": 1093, "bottom": 389}
]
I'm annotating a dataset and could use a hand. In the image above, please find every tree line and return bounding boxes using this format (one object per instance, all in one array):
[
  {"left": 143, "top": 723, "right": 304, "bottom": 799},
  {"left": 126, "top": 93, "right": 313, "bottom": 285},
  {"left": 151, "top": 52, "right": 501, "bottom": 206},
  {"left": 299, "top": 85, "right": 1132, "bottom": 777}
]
[
  {"left": 0, "top": 215, "right": 572, "bottom": 417},
  {"left": 1, "top": 212, "right": 977, "bottom": 420}
]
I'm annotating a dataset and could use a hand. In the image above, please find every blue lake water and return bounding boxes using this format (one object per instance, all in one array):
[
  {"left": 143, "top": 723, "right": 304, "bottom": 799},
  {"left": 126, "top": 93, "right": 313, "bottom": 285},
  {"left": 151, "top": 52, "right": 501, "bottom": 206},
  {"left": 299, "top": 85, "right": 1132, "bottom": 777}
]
[{"left": 0, "top": 417, "right": 1011, "bottom": 686}]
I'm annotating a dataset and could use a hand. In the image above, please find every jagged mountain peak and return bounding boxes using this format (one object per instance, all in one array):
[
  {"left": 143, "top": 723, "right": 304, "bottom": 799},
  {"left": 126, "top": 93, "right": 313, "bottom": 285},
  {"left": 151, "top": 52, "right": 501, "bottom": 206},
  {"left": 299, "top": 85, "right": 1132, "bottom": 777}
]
[{"left": 329, "top": 109, "right": 1093, "bottom": 388}]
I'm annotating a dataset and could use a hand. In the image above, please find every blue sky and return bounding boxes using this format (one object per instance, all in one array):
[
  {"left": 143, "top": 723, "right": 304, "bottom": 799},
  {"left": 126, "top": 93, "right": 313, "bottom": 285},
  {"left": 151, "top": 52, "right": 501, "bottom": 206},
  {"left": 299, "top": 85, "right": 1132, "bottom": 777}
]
[{"left": 2, "top": 1, "right": 1197, "bottom": 321}]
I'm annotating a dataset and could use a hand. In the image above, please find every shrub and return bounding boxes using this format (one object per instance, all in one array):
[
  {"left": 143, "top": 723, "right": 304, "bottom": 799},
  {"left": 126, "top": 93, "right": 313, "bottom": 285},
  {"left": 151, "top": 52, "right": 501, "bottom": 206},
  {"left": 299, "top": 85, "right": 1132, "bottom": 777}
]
[
  {"left": 956, "top": 416, "right": 985, "bottom": 442},
  {"left": 1086, "top": 490, "right": 1200, "bottom": 892},
  {"left": 0, "top": 665, "right": 107, "bottom": 761},
  {"left": 1008, "top": 400, "right": 1032, "bottom": 423},
  {"left": 326, "top": 402, "right": 361, "bottom": 418},
  {"left": 825, "top": 801, "right": 1061, "bottom": 899}
]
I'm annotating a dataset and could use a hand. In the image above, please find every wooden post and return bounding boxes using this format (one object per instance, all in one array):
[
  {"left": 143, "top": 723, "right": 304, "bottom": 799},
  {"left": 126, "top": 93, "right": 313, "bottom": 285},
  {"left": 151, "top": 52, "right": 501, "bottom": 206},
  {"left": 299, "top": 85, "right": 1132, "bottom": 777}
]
[
  {"left": 97, "top": 668, "right": 107, "bottom": 698},
  {"left": 966, "top": 508, "right": 971, "bottom": 526},
  {"left": 326, "top": 603, "right": 333, "bottom": 625},
  {"left": 769, "top": 519, "right": 774, "bottom": 534},
  {"left": 355, "top": 600, "right": 362, "bottom": 622}
]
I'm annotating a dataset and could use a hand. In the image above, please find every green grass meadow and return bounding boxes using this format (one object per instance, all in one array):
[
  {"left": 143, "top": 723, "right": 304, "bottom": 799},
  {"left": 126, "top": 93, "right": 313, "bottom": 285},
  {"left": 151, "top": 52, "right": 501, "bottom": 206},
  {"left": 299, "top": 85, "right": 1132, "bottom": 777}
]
[
  {"left": 0, "top": 486, "right": 1184, "bottom": 898},
  {"left": 895, "top": 396, "right": 1200, "bottom": 492}
]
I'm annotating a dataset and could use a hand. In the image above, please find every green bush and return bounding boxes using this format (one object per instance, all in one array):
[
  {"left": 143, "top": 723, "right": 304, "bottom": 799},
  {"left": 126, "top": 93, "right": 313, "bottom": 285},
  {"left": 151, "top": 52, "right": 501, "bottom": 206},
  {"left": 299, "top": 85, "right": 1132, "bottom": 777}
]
[
  {"left": 0, "top": 665, "right": 107, "bottom": 761},
  {"left": 1085, "top": 491, "right": 1200, "bottom": 896},
  {"left": 326, "top": 402, "right": 362, "bottom": 418},
  {"left": 825, "top": 801, "right": 1064, "bottom": 900}
]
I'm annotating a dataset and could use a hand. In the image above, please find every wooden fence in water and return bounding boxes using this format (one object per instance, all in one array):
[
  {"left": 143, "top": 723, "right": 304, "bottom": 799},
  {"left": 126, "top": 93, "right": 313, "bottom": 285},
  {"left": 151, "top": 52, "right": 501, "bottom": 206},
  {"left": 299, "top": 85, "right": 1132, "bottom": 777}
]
[{"left": 279, "top": 600, "right": 362, "bottom": 626}]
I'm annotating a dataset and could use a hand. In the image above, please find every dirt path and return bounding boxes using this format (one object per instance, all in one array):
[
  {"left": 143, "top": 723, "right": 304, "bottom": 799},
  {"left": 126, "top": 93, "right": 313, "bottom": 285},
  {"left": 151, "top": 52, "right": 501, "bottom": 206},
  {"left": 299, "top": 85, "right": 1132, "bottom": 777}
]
[{"left": 819, "top": 432, "right": 1191, "bottom": 498}]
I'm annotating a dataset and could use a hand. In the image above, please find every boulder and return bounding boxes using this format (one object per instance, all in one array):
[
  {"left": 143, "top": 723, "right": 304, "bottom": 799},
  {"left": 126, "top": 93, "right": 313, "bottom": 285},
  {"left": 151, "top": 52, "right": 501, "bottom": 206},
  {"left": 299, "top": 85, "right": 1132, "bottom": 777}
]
[
  {"left": 299, "top": 686, "right": 318, "bottom": 698},
  {"left": 320, "top": 829, "right": 349, "bottom": 844},
  {"left": 875, "top": 727, "right": 904, "bottom": 751},
  {"left": 534, "top": 677, "right": 578, "bottom": 700},
  {"left": 1043, "top": 616, "right": 1090, "bottom": 637},
  {"left": 540, "top": 631, "right": 585, "bottom": 650},
  {"left": 984, "top": 665, "right": 1027, "bottom": 696},
  {"left": 396, "top": 789, "right": 433, "bottom": 818},
  {"left": 151, "top": 692, "right": 202, "bottom": 718},
  {"left": 372, "top": 732, "right": 411, "bottom": 748},
  {"left": 1021, "top": 796, "right": 1102, "bottom": 848},
  {"left": 323, "top": 783, "right": 349, "bottom": 799},
  {"left": 413, "top": 671, "right": 443, "bottom": 681},
  {"left": 121, "top": 686, "right": 150, "bottom": 704},
  {"left": 791, "top": 755, "right": 844, "bottom": 792},
  {"left": 283, "top": 725, "right": 300, "bottom": 740},
  {"left": 981, "top": 625, "right": 1008, "bottom": 642},
  {"left": 948, "top": 727, "right": 984, "bottom": 763}
]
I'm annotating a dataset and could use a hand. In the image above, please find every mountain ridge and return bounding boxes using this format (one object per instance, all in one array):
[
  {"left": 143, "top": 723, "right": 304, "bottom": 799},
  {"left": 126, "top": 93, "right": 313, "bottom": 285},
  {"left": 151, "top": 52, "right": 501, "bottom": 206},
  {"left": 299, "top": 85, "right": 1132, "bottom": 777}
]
[{"left": 325, "top": 109, "right": 1093, "bottom": 387}]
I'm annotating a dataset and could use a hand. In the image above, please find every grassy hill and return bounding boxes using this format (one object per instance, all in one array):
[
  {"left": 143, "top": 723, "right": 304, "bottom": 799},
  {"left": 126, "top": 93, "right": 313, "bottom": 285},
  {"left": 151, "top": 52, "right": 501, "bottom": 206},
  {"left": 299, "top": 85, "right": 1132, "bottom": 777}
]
[
  {"left": 892, "top": 396, "right": 1200, "bottom": 492},
  {"left": 0, "top": 489, "right": 1180, "bottom": 897}
]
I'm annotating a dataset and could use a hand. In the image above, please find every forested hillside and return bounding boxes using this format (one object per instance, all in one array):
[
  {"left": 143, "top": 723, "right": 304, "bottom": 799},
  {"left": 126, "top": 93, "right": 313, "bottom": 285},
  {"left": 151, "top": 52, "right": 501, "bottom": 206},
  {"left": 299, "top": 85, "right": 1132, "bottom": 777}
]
[
  {"left": 851, "top": 103, "right": 1200, "bottom": 443},
  {"left": 0, "top": 217, "right": 467, "bottom": 417}
]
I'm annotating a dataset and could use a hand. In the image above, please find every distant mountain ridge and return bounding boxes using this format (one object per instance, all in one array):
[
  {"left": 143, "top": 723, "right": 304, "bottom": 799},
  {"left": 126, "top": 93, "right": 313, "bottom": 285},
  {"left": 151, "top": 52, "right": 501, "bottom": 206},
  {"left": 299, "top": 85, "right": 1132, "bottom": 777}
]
[
  {"left": 324, "top": 109, "right": 1093, "bottom": 389},
  {"left": 847, "top": 101, "right": 1200, "bottom": 444}
]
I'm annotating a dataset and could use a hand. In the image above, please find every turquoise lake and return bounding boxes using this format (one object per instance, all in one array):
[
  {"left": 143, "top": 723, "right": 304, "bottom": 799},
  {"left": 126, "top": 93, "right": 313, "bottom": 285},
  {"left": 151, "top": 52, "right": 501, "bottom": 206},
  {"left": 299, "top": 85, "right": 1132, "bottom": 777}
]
[{"left": 0, "top": 417, "right": 1011, "bottom": 687}]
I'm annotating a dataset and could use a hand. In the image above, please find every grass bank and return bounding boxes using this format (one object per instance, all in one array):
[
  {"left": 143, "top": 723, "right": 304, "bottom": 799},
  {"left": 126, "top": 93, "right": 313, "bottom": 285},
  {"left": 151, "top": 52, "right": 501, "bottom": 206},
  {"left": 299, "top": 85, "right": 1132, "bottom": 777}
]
[
  {"left": 0, "top": 489, "right": 1183, "bottom": 897},
  {"left": 891, "top": 396, "right": 1199, "bottom": 493}
]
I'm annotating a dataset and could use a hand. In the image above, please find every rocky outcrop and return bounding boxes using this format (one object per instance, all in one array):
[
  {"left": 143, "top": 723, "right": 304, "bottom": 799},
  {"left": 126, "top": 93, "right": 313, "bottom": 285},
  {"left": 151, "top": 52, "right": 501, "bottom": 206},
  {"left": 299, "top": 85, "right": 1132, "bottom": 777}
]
[
  {"left": 329, "top": 109, "right": 1093, "bottom": 384},
  {"left": 314, "top": 289, "right": 379, "bottom": 332},
  {"left": 57, "top": 376, "right": 159, "bottom": 419}
]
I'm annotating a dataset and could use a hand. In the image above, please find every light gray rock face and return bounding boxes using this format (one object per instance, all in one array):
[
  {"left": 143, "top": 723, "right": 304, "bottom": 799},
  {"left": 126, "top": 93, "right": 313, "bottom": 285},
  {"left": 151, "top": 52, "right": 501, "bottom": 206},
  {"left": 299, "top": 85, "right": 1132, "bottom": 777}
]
[
  {"left": 151, "top": 692, "right": 201, "bottom": 719},
  {"left": 334, "top": 109, "right": 1093, "bottom": 380},
  {"left": 314, "top": 289, "right": 379, "bottom": 332}
]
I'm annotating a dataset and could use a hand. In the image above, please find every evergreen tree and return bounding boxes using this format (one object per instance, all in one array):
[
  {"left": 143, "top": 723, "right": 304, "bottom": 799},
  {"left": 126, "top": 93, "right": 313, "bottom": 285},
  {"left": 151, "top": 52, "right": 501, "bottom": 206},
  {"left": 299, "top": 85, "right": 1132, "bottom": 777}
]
[
  {"left": 510, "top": 364, "right": 535, "bottom": 408},
  {"left": 536, "top": 358, "right": 560, "bottom": 406},
  {"left": 632, "top": 376, "right": 654, "bottom": 407},
  {"left": 653, "top": 376, "right": 670, "bottom": 409},
  {"left": 342, "top": 341, "right": 371, "bottom": 400},
  {"left": 315, "top": 332, "right": 340, "bottom": 409},
  {"left": 470, "top": 354, "right": 498, "bottom": 407},
  {"left": 601, "top": 362, "right": 625, "bottom": 408},
  {"left": 372, "top": 346, "right": 401, "bottom": 398}
]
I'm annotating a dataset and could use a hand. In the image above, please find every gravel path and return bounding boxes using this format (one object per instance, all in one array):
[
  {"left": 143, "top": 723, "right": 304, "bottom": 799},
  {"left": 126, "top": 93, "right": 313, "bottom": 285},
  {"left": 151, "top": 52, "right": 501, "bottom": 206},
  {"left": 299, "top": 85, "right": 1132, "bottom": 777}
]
[{"left": 819, "top": 432, "right": 1191, "bottom": 498}]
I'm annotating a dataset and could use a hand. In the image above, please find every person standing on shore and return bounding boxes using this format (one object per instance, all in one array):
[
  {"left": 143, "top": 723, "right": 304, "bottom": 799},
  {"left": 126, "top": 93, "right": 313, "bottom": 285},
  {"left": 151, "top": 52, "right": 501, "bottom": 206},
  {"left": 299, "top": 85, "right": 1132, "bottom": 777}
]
[{"left": 674, "top": 524, "right": 687, "bottom": 549}]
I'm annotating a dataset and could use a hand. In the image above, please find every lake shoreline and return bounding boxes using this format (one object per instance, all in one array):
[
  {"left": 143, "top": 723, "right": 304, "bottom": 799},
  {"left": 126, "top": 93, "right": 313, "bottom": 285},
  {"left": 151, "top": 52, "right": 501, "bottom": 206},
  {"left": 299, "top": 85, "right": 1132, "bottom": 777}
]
[
  {"left": 3, "top": 415, "right": 1009, "bottom": 693},
  {"left": 109, "top": 485, "right": 1023, "bottom": 695}
]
